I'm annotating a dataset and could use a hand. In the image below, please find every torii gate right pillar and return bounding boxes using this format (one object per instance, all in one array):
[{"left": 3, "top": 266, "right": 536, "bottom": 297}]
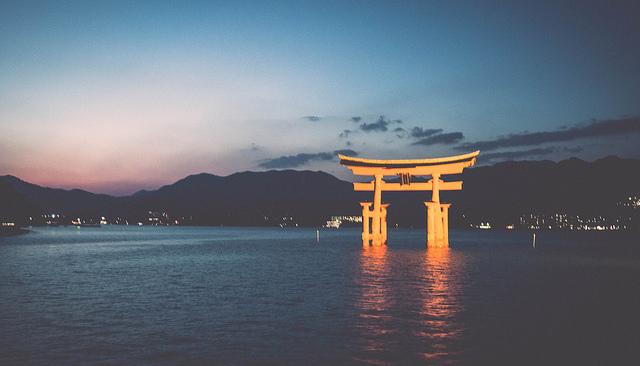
[
  {"left": 425, "top": 202, "right": 450, "bottom": 248},
  {"left": 425, "top": 172, "right": 450, "bottom": 247}
]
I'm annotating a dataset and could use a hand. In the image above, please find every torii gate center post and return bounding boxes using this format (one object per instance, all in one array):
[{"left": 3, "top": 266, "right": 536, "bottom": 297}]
[{"left": 339, "top": 151, "right": 480, "bottom": 247}]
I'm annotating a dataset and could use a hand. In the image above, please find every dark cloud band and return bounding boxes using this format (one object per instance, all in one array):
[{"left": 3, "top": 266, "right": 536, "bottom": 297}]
[
  {"left": 480, "top": 147, "right": 555, "bottom": 162},
  {"left": 410, "top": 127, "right": 442, "bottom": 138},
  {"left": 457, "top": 117, "right": 640, "bottom": 151},
  {"left": 259, "top": 149, "right": 358, "bottom": 169},
  {"left": 412, "top": 132, "right": 464, "bottom": 146}
]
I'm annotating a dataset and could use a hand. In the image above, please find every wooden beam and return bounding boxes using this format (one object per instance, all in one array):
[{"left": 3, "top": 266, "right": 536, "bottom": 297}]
[
  {"left": 339, "top": 150, "right": 479, "bottom": 166},
  {"left": 345, "top": 158, "right": 476, "bottom": 176},
  {"left": 353, "top": 181, "right": 463, "bottom": 191}
]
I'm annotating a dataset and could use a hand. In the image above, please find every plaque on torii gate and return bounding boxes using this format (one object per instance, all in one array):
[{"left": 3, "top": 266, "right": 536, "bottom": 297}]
[{"left": 338, "top": 150, "right": 479, "bottom": 247}]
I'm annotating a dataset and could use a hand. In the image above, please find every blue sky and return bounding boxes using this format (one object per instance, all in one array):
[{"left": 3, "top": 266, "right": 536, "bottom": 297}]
[{"left": 1, "top": 0, "right": 639, "bottom": 195}]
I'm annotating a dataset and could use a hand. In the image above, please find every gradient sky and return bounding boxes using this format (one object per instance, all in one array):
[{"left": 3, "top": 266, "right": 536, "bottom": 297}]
[{"left": 1, "top": 0, "right": 639, "bottom": 195}]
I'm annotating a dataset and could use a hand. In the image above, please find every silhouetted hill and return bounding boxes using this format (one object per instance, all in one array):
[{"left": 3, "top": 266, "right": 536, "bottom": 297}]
[
  {"left": 455, "top": 156, "right": 640, "bottom": 227},
  {"left": 0, "top": 175, "right": 120, "bottom": 218},
  {"left": 125, "top": 170, "right": 358, "bottom": 225},
  {"left": 1, "top": 157, "right": 638, "bottom": 229},
  {"left": 0, "top": 176, "right": 39, "bottom": 222}
]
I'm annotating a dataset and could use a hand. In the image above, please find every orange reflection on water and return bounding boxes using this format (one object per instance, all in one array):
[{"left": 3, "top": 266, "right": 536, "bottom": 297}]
[
  {"left": 359, "top": 244, "right": 389, "bottom": 322},
  {"left": 419, "top": 247, "right": 462, "bottom": 362},
  {"left": 355, "top": 243, "right": 391, "bottom": 354}
]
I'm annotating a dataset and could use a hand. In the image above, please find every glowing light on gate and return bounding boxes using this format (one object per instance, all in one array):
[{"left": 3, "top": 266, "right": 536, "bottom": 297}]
[{"left": 339, "top": 151, "right": 479, "bottom": 247}]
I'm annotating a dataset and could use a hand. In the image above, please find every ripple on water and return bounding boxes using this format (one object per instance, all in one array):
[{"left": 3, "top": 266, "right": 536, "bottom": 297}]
[{"left": 1, "top": 226, "right": 639, "bottom": 365}]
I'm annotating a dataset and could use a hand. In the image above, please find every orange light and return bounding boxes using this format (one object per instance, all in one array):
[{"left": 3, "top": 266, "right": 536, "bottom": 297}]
[{"left": 340, "top": 151, "right": 479, "bottom": 247}]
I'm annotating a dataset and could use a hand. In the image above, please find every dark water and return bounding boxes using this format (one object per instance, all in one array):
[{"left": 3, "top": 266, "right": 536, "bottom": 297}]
[{"left": 1, "top": 227, "right": 639, "bottom": 365}]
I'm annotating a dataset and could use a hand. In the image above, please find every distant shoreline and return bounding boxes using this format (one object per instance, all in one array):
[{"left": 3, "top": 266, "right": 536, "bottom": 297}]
[{"left": 0, "top": 227, "right": 30, "bottom": 237}]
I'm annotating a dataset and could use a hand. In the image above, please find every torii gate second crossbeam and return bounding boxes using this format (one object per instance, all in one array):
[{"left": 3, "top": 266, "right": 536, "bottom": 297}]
[{"left": 339, "top": 150, "right": 479, "bottom": 247}]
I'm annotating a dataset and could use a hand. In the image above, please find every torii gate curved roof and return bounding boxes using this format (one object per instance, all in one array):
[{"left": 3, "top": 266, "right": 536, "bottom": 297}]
[{"left": 338, "top": 150, "right": 479, "bottom": 171}]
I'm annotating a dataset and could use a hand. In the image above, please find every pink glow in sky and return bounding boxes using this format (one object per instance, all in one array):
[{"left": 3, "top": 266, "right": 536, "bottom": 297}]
[{"left": 2, "top": 1, "right": 639, "bottom": 195}]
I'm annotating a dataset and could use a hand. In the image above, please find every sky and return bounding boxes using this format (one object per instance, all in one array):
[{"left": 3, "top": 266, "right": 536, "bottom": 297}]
[{"left": 1, "top": 0, "right": 639, "bottom": 195}]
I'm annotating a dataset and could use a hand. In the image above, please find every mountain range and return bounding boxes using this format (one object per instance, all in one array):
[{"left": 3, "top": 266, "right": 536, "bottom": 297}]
[{"left": 1, "top": 157, "right": 639, "bottom": 229}]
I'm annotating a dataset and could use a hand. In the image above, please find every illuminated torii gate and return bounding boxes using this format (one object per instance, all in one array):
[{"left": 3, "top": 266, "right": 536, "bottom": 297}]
[{"left": 339, "top": 151, "right": 479, "bottom": 247}]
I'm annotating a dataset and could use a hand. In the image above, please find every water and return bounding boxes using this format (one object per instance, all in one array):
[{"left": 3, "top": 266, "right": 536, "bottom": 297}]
[{"left": 1, "top": 226, "right": 639, "bottom": 365}]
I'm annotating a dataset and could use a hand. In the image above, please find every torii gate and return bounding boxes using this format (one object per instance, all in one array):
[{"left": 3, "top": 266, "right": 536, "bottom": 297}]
[{"left": 339, "top": 151, "right": 479, "bottom": 247}]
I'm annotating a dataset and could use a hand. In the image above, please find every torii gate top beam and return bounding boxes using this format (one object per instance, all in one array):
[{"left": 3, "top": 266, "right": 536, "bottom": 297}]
[{"left": 338, "top": 150, "right": 479, "bottom": 177}]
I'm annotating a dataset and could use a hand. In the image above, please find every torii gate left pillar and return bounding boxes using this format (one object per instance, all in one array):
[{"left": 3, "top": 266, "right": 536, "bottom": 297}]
[{"left": 360, "top": 174, "right": 389, "bottom": 245}]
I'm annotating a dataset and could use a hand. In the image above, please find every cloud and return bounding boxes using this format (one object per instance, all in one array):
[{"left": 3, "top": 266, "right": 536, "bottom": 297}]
[
  {"left": 303, "top": 116, "right": 322, "bottom": 122},
  {"left": 258, "top": 149, "right": 358, "bottom": 169},
  {"left": 393, "top": 127, "right": 408, "bottom": 138},
  {"left": 410, "top": 127, "right": 443, "bottom": 138},
  {"left": 359, "top": 116, "right": 390, "bottom": 132},
  {"left": 480, "top": 147, "right": 555, "bottom": 162},
  {"left": 339, "top": 129, "right": 352, "bottom": 138},
  {"left": 359, "top": 115, "right": 401, "bottom": 132},
  {"left": 350, "top": 116, "right": 362, "bottom": 123},
  {"left": 412, "top": 132, "right": 464, "bottom": 146},
  {"left": 456, "top": 117, "right": 640, "bottom": 151}
]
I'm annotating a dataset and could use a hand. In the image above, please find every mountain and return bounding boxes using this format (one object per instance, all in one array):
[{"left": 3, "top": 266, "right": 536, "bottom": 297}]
[
  {"left": 455, "top": 156, "right": 640, "bottom": 226},
  {"left": 0, "top": 176, "right": 39, "bottom": 222},
  {"left": 124, "top": 170, "right": 359, "bottom": 225},
  {"left": 0, "top": 175, "right": 121, "bottom": 218},
  {"left": 1, "top": 157, "right": 639, "bottom": 229},
  {"left": 0, "top": 170, "right": 361, "bottom": 226}
]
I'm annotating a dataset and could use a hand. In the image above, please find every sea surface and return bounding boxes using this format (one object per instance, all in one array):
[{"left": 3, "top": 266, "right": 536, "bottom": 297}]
[{"left": 1, "top": 226, "right": 639, "bottom": 365}]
